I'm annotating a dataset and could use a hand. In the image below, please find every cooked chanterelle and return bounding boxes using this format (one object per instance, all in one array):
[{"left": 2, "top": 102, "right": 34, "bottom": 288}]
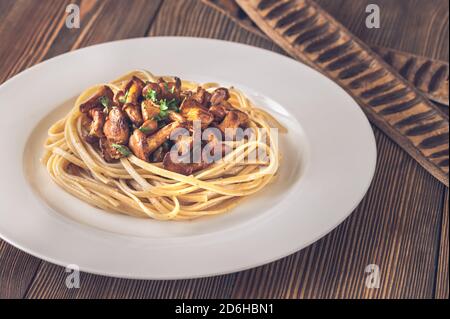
[{"left": 79, "top": 76, "right": 249, "bottom": 175}]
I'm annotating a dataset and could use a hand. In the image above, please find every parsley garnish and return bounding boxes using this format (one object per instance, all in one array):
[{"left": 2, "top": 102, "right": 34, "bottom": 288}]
[
  {"left": 99, "top": 96, "right": 109, "bottom": 107},
  {"left": 139, "top": 127, "right": 151, "bottom": 133},
  {"left": 160, "top": 99, "right": 169, "bottom": 110},
  {"left": 120, "top": 90, "right": 129, "bottom": 104},
  {"left": 167, "top": 99, "right": 179, "bottom": 111},
  {"left": 111, "top": 144, "right": 131, "bottom": 156},
  {"left": 145, "top": 89, "right": 157, "bottom": 102},
  {"left": 153, "top": 98, "right": 179, "bottom": 121},
  {"left": 99, "top": 96, "right": 110, "bottom": 113},
  {"left": 155, "top": 100, "right": 169, "bottom": 121}
]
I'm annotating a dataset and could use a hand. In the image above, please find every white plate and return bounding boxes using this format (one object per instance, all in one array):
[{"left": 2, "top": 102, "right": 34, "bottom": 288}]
[{"left": 0, "top": 37, "right": 376, "bottom": 279}]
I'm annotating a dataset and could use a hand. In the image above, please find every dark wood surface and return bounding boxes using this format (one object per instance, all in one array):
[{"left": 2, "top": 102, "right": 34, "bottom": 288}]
[
  {"left": 237, "top": 0, "right": 449, "bottom": 186},
  {"left": 208, "top": 0, "right": 450, "bottom": 107},
  {"left": 0, "top": 0, "right": 448, "bottom": 299}
]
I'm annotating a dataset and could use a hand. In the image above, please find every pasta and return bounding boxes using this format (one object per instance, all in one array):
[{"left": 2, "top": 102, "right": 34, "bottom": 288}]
[{"left": 43, "top": 70, "right": 285, "bottom": 220}]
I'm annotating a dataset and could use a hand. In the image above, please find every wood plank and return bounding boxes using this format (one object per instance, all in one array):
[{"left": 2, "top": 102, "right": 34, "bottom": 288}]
[
  {"left": 305, "top": 0, "right": 449, "bottom": 299},
  {"left": 204, "top": 0, "right": 450, "bottom": 106},
  {"left": 315, "top": 0, "right": 449, "bottom": 61},
  {"left": 435, "top": 189, "right": 449, "bottom": 299},
  {"left": 371, "top": 46, "right": 449, "bottom": 106},
  {"left": 0, "top": 0, "right": 163, "bottom": 84},
  {"left": 148, "top": 0, "right": 280, "bottom": 51},
  {"left": 149, "top": 0, "right": 445, "bottom": 299},
  {"left": 37, "top": 0, "right": 442, "bottom": 299},
  {"left": 0, "top": 240, "right": 41, "bottom": 299},
  {"left": 237, "top": 0, "right": 449, "bottom": 187},
  {"left": 26, "top": 262, "right": 237, "bottom": 298},
  {"left": 0, "top": 0, "right": 71, "bottom": 299},
  {"left": 0, "top": 0, "right": 70, "bottom": 82},
  {"left": 0, "top": 0, "right": 163, "bottom": 299},
  {"left": 1, "top": 0, "right": 447, "bottom": 299},
  {"left": 314, "top": 0, "right": 449, "bottom": 119},
  {"left": 44, "top": 0, "right": 163, "bottom": 56},
  {"left": 231, "top": 129, "right": 445, "bottom": 298},
  {"left": 26, "top": 0, "right": 270, "bottom": 298}
]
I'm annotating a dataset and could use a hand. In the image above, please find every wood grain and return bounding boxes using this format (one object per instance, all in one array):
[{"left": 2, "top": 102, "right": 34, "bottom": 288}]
[
  {"left": 435, "top": 189, "right": 449, "bottom": 299},
  {"left": 0, "top": 0, "right": 448, "bottom": 299},
  {"left": 0, "top": 0, "right": 163, "bottom": 299},
  {"left": 231, "top": 128, "right": 445, "bottom": 298},
  {"left": 0, "top": 0, "right": 71, "bottom": 299},
  {"left": 204, "top": 0, "right": 450, "bottom": 106},
  {"left": 26, "top": 262, "right": 237, "bottom": 299},
  {"left": 236, "top": 0, "right": 449, "bottom": 187},
  {"left": 372, "top": 46, "right": 449, "bottom": 106}
]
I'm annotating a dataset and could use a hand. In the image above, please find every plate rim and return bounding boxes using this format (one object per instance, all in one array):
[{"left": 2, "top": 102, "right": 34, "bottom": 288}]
[{"left": 0, "top": 36, "right": 377, "bottom": 279}]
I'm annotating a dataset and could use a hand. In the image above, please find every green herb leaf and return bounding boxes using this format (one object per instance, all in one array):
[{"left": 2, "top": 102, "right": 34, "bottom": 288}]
[
  {"left": 145, "top": 89, "right": 157, "bottom": 102},
  {"left": 122, "top": 90, "right": 129, "bottom": 103},
  {"left": 99, "top": 96, "right": 109, "bottom": 107},
  {"left": 111, "top": 144, "right": 131, "bottom": 156},
  {"left": 167, "top": 99, "right": 179, "bottom": 112},
  {"left": 139, "top": 126, "right": 151, "bottom": 133},
  {"left": 99, "top": 96, "right": 111, "bottom": 113},
  {"left": 159, "top": 99, "right": 169, "bottom": 111},
  {"left": 170, "top": 85, "right": 175, "bottom": 94},
  {"left": 160, "top": 110, "right": 169, "bottom": 119}
]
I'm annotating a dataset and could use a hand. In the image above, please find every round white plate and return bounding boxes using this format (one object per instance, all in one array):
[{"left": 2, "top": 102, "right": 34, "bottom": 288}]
[{"left": 0, "top": 37, "right": 376, "bottom": 279}]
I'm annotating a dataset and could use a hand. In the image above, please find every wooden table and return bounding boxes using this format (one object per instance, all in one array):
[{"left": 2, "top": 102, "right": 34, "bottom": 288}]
[{"left": 0, "top": 0, "right": 448, "bottom": 299}]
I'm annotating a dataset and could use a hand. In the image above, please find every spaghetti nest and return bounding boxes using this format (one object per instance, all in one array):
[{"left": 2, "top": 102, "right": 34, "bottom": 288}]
[{"left": 43, "top": 70, "right": 285, "bottom": 220}]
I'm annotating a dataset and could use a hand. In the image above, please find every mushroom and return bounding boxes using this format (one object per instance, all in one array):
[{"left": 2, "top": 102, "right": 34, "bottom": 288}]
[
  {"left": 162, "top": 151, "right": 209, "bottom": 176},
  {"left": 123, "top": 76, "right": 145, "bottom": 105},
  {"left": 174, "top": 134, "right": 193, "bottom": 156},
  {"left": 79, "top": 85, "right": 114, "bottom": 113},
  {"left": 191, "top": 86, "right": 212, "bottom": 107},
  {"left": 114, "top": 90, "right": 125, "bottom": 107},
  {"left": 141, "top": 99, "right": 161, "bottom": 121},
  {"left": 103, "top": 107, "right": 130, "bottom": 145},
  {"left": 85, "top": 108, "right": 106, "bottom": 143},
  {"left": 180, "top": 98, "right": 214, "bottom": 129},
  {"left": 146, "top": 121, "right": 185, "bottom": 155},
  {"left": 128, "top": 129, "right": 150, "bottom": 161},
  {"left": 158, "top": 77, "right": 182, "bottom": 102},
  {"left": 142, "top": 82, "right": 162, "bottom": 101},
  {"left": 123, "top": 103, "right": 144, "bottom": 127},
  {"left": 120, "top": 76, "right": 145, "bottom": 127},
  {"left": 99, "top": 137, "right": 126, "bottom": 163},
  {"left": 151, "top": 143, "right": 170, "bottom": 163},
  {"left": 217, "top": 110, "right": 249, "bottom": 139},
  {"left": 142, "top": 77, "right": 182, "bottom": 103},
  {"left": 139, "top": 119, "right": 159, "bottom": 136},
  {"left": 210, "top": 87, "right": 230, "bottom": 105},
  {"left": 128, "top": 121, "right": 184, "bottom": 161},
  {"left": 168, "top": 110, "right": 185, "bottom": 123},
  {"left": 209, "top": 104, "right": 228, "bottom": 122},
  {"left": 79, "top": 86, "right": 114, "bottom": 144},
  {"left": 203, "top": 129, "right": 230, "bottom": 161}
]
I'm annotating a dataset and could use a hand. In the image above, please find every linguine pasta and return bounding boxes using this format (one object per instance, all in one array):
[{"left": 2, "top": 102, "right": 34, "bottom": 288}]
[{"left": 43, "top": 70, "right": 285, "bottom": 220}]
